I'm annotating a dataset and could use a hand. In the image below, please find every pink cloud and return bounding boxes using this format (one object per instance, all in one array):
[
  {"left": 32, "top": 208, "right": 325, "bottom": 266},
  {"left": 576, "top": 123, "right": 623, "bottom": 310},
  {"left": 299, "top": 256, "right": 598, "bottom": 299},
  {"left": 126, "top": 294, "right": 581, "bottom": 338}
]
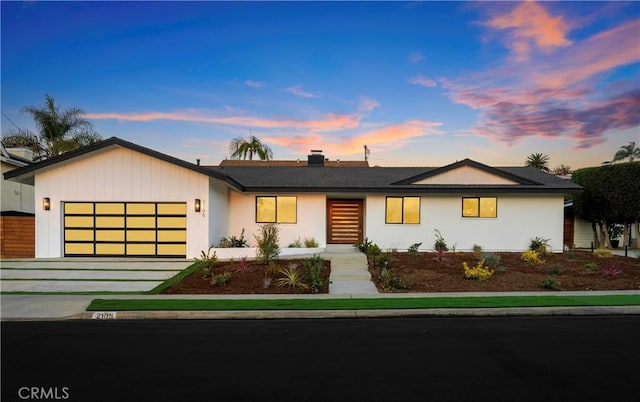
[
  {"left": 485, "top": 0, "right": 572, "bottom": 60},
  {"left": 285, "top": 84, "right": 319, "bottom": 98},
  {"left": 408, "top": 75, "right": 437, "bottom": 88}
]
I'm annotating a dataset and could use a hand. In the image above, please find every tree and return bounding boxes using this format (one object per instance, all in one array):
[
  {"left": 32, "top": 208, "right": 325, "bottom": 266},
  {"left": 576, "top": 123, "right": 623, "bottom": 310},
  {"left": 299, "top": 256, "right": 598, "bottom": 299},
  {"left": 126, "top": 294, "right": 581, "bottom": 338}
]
[
  {"left": 552, "top": 164, "right": 572, "bottom": 175},
  {"left": 229, "top": 135, "right": 273, "bottom": 160},
  {"left": 1, "top": 95, "right": 101, "bottom": 161},
  {"left": 525, "top": 153, "right": 550, "bottom": 172},
  {"left": 612, "top": 141, "right": 640, "bottom": 163}
]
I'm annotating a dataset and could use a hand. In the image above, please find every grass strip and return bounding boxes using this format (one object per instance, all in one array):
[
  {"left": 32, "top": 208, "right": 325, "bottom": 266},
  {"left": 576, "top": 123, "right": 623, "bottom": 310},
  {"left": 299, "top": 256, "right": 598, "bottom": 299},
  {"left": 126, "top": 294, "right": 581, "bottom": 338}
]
[
  {"left": 86, "top": 294, "right": 640, "bottom": 312},
  {"left": 145, "top": 262, "right": 200, "bottom": 295}
]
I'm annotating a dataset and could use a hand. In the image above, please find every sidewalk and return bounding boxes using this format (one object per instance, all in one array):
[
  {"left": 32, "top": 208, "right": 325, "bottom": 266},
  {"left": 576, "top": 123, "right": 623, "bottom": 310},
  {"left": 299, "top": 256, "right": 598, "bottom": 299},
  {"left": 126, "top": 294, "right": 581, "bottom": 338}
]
[{"left": 2, "top": 291, "right": 639, "bottom": 321}]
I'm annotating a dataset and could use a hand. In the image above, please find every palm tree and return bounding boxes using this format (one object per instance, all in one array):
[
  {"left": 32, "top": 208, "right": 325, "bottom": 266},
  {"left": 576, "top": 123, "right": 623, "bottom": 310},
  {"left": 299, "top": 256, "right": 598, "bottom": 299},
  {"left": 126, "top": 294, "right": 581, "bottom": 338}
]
[
  {"left": 612, "top": 141, "right": 640, "bottom": 163},
  {"left": 525, "top": 153, "right": 550, "bottom": 172},
  {"left": 229, "top": 135, "right": 273, "bottom": 160},
  {"left": 1, "top": 95, "right": 101, "bottom": 161},
  {"left": 552, "top": 164, "right": 572, "bottom": 175}
]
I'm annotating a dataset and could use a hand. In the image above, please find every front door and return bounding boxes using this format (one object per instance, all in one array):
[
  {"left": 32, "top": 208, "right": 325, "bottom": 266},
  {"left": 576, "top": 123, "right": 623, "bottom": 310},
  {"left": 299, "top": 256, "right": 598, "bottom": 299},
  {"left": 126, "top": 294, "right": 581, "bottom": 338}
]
[{"left": 327, "top": 199, "right": 364, "bottom": 244}]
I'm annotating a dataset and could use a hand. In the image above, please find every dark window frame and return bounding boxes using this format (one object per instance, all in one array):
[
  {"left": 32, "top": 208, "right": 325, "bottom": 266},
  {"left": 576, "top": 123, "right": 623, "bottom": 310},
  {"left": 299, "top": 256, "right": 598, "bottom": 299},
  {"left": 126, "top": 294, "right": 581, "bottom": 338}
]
[
  {"left": 255, "top": 196, "right": 297, "bottom": 224},
  {"left": 461, "top": 197, "right": 498, "bottom": 218}
]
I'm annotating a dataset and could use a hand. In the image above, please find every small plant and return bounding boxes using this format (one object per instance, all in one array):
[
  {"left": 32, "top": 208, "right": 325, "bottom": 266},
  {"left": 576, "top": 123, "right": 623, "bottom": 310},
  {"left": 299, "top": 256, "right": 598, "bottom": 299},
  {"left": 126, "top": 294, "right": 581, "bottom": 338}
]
[
  {"left": 546, "top": 264, "right": 562, "bottom": 275},
  {"left": 266, "top": 261, "right": 280, "bottom": 277},
  {"left": 463, "top": 260, "right": 494, "bottom": 281},
  {"left": 593, "top": 247, "right": 613, "bottom": 258},
  {"left": 194, "top": 246, "right": 218, "bottom": 278},
  {"left": 210, "top": 271, "right": 232, "bottom": 287},
  {"left": 601, "top": 261, "right": 622, "bottom": 277},
  {"left": 473, "top": 244, "right": 483, "bottom": 257},
  {"left": 276, "top": 263, "right": 308, "bottom": 290},
  {"left": 541, "top": 277, "right": 560, "bottom": 290},
  {"left": 565, "top": 249, "right": 576, "bottom": 259},
  {"left": 583, "top": 262, "right": 599, "bottom": 271},
  {"left": 529, "top": 236, "right": 550, "bottom": 254},
  {"left": 407, "top": 242, "right": 422, "bottom": 256},
  {"left": 262, "top": 272, "right": 273, "bottom": 289},
  {"left": 379, "top": 267, "right": 410, "bottom": 291},
  {"left": 255, "top": 223, "right": 281, "bottom": 264},
  {"left": 355, "top": 238, "right": 373, "bottom": 253},
  {"left": 521, "top": 250, "right": 545, "bottom": 264},
  {"left": 218, "top": 229, "right": 249, "bottom": 248},
  {"left": 302, "top": 254, "right": 325, "bottom": 293},
  {"left": 375, "top": 253, "right": 390, "bottom": 270},
  {"left": 481, "top": 253, "right": 501, "bottom": 268},
  {"left": 234, "top": 256, "right": 251, "bottom": 273},
  {"left": 303, "top": 237, "right": 319, "bottom": 248},
  {"left": 433, "top": 229, "right": 448, "bottom": 252},
  {"left": 288, "top": 237, "right": 303, "bottom": 248}
]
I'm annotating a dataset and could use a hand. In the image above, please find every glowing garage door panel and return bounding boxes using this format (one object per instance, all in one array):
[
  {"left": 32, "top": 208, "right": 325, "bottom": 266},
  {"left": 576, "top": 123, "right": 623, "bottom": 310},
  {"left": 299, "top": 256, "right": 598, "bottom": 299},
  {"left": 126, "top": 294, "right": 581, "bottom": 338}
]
[
  {"left": 157, "top": 203, "right": 187, "bottom": 215},
  {"left": 158, "top": 230, "right": 186, "bottom": 242},
  {"left": 95, "top": 216, "right": 125, "bottom": 228},
  {"left": 95, "top": 230, "right": 125, "bottom": 242},
  {"left": 127, "top": 244, "right": 156, "bottom": 255},
  {"left": 65, "top": 230, "right": 94, "bottom": 241},
  {"left": 96, "top": 243, "right": 125, "bottom": 255},
  {"left": 157, "top": 217, "right": 187, "bottom": 228},
  {"left": 64, "top": 203, "right": 94, "bottom": 214},
  {"left": 95, "top": 203, "right": 125, "bottom": 214},
  {"left": 157, "top": 244, "right": 186, "bottom": 256},
  {"left": 65, "top": 216, "right": 94, "bottom": 228},
  {"left": 65, "top": 243, "right": 94, "bottom": 255},
  {"left": 127, "top": 203, "right": 155, "bottom": 214},
  {"left": 127, "top": 230, "right": 156, "bottom": 242},
  {"left": 127, "top": 217, "right": 156, "bottom": 228}
]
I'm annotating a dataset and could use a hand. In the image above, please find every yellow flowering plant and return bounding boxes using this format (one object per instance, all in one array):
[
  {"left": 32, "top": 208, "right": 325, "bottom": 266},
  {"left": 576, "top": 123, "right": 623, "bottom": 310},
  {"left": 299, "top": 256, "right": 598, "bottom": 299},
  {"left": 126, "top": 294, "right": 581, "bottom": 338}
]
[
  {"left": 521, "top": 250, "right": 545, "bottom": 264},
  {"left": 463, "top": 260, "right": 494, "bottom": 281}
]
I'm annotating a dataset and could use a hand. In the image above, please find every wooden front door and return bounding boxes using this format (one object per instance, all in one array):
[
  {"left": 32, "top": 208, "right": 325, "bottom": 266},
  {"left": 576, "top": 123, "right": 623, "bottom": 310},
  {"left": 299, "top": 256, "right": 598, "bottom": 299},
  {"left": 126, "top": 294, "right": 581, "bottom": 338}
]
[{"left": 327, "top": 199, "right": 364, "bottom": 244}]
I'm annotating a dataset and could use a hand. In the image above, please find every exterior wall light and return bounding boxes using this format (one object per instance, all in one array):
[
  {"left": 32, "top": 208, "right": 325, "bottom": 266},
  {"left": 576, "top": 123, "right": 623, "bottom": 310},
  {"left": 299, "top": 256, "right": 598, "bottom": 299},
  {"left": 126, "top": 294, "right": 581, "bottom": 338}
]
[
  {"left": 43, "top": 197, "right": 51, "bottom": 211},
  {"left": 194, "top": 199, "right": 201, "bottom": 212}
]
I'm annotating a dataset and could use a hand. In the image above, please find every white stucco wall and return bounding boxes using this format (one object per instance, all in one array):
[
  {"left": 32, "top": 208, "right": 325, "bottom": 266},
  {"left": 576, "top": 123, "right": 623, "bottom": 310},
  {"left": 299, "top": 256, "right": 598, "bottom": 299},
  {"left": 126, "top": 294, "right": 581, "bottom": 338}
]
[
  {"left": 365, "top": 194, "right": 565, "bottom": 252},
  {"left": 208, "top": 178, "right": 230, "bottom": 248},
  {"left": 33, "top": 146, "right": 213, "bottom": 258},
  {"left": 1, "top": 161, "right": 35, "bottom": 213},
  {"left": 227, "top": 191, "right": 327, "bottom": 248}
]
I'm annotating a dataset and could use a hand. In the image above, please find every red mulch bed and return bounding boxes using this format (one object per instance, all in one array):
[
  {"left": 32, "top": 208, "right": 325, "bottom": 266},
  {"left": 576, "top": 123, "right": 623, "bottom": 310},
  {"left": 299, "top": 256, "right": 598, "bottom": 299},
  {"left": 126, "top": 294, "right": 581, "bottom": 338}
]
[
  {"left": 163, "top": 259, "right": 331, "bottom": 294},
  {"left": 367, "top": 251, "right": 640, "bottom": 292}
]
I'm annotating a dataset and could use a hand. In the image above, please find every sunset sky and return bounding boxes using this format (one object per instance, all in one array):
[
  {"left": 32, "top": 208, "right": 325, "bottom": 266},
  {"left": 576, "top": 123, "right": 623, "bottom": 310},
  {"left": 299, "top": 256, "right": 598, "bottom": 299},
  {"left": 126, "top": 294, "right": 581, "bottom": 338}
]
[{"left": 2, "top": 1, "right": 639, "bottom": 169}]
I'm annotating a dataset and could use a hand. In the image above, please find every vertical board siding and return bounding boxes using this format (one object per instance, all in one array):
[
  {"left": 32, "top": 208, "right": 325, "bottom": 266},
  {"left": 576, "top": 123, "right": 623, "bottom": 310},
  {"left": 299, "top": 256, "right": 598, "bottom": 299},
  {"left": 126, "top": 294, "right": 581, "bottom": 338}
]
[{"left": 0, "top": 216, "right": 35, "bottom": 258}]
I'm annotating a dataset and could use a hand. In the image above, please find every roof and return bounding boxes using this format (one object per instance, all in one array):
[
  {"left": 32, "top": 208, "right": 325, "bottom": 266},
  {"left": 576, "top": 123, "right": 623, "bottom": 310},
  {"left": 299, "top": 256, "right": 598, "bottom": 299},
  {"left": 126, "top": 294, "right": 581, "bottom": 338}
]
[
  {"left": 1, "top": 143, "right": 31, "bottom": 168},
  {"left": 218, "top": 159, "right": 369, "bottom": 167},
  {"left": 4, "top": 137, "right": 582, "bottom": 194}
]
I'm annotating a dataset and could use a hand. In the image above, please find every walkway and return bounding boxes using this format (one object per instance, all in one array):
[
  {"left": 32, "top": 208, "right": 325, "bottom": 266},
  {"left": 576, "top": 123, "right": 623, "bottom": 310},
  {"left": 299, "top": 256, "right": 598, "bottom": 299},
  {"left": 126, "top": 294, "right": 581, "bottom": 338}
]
[{"left": 323, "top": 245, "right": 378, "bottom": 294}]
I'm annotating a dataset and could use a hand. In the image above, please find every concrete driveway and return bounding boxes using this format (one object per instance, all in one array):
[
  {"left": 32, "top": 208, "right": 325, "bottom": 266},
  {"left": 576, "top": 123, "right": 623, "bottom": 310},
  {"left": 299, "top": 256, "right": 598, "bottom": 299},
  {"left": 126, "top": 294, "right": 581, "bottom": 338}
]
[{"left": 0, "top": 258, "right": 192, "bottom": 293}]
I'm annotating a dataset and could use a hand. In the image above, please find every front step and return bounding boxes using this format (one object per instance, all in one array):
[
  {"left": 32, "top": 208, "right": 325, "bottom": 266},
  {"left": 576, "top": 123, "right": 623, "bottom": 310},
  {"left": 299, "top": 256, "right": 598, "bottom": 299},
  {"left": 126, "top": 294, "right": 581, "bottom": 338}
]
[{"left": 329, "top": 269, "right": 371, "bottom": 281}]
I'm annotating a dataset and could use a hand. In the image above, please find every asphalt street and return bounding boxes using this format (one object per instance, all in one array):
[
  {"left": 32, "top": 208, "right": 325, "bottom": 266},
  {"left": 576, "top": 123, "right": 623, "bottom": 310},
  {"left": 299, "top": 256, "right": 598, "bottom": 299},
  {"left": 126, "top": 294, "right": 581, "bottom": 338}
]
[{"left": 2, "top": 316, "right": 639, "bottom": 402}]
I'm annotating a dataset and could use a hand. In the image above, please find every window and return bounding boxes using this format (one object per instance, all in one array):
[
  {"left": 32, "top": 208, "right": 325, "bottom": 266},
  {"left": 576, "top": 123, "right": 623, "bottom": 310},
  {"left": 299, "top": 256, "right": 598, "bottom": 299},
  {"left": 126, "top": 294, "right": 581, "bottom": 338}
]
[
  {"left": 256, "top": 196, "right": 297, "bottom": 223},
  {"left": 462, "top": 197, "right": 497, "bottom": 218},
  {"left": 385, "top": 196, "right": 420, "bottom": 224}
]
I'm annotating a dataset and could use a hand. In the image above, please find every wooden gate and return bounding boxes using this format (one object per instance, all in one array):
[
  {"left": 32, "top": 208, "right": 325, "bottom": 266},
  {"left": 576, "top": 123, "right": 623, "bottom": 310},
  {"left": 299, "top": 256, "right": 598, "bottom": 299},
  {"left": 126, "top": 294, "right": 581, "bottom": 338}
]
[{"left": 327, "top": 199, "right": 363, "bottom": 244}]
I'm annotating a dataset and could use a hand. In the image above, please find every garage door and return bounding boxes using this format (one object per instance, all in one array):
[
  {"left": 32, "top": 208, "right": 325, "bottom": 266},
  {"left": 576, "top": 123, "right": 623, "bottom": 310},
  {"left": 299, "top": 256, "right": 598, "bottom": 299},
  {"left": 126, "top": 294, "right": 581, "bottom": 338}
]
[{"left": 63, "top": 202, "right": 187, "bottom": 257}]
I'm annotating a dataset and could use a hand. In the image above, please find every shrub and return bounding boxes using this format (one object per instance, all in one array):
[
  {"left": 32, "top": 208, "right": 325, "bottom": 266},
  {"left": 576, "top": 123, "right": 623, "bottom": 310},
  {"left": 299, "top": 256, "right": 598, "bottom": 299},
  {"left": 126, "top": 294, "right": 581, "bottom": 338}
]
[
  {"left": 303, "top": 237, "right": 319, "bottom": 248},
  {"left": 521, "top": 250, "right": 545, "bottom": 264},
  {"left": 529, "top": 237, "right": 550, "bottom": 254},
  {"left": 407, "top": 242, "right": 422, "bottom": 256},
  {"left": 234, "top": 256, "right": 251, "bottom": 273},
  {"left": 566, "top": 250, "right": 576, "bottom": 259},
  {"left": 262, "top": 272, "right": 273, "bottom": 289},
  {"left": 583, "top": 262, "right": 599, "bottom": 271},
  {"left": 463, "top": 261, "right": 494, "bottom": 281},
  {"left": 194, "top": 246, "right": 218, "bottom": 278},
  {"left": 433, "top": 229, "right": 448, "bottom": 252},
  {"left": 210, "top": 271, "right": 232, "bottom": 287},
  {"left": 302, "top": 254, "right": 325, "bottom": 293},
  {"left": 541, "top": 277, "right": 560, "bottom": 290},
  {"left": 255, "top": 223, "right": 280, "bottom": 264},
  {"left": 288, "top": 237, "right": 303, "bottom": 248},
  {"left": 355, "top": 238, "right": 373, "bottom": 253},
  {"left": 218, "top": 229, "right": 249, "bottom": 248},
  {"left": 375, "top": 253, "right": 390, "bottom": 270},
  {"left": 379, "top": 267, "right": 410, "bottom": 290},
  {"left": 593, "top": 247, "right": 613, "bottom": 258},
  {"left": 481, "top": 253, "right": 501, "bottom": 268},
  {"left": 266, "top": 261, "right": 280, "bottom": 277},
  {"left": 276, "top": 263, "right": 308, "bottom": 290},
  {"left": 601, "top": 261, "right": 622, "bottom": 277},
  {"left": 473, "top": 244, "right": 483, "bottom": 257},
  {"left": 546, "top": 264, "right": 562, "bottom": 275}
]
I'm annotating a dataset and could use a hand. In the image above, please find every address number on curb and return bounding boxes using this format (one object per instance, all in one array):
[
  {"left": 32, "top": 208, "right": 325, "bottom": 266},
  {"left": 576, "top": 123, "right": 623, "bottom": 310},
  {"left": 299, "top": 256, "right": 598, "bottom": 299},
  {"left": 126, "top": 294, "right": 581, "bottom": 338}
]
[{"left": 92, "top": 312, "right": 117, "bottom": 320}]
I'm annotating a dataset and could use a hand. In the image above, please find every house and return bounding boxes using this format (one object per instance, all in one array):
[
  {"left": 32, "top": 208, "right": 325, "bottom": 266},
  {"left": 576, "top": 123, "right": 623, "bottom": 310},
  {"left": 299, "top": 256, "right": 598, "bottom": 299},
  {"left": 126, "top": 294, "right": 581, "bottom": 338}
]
[
  {"left": 1, "top": 143, "right": 35, "bottom": 258},
  {"left": 3, "top": 137, "right": 582, "bottom": 259}
]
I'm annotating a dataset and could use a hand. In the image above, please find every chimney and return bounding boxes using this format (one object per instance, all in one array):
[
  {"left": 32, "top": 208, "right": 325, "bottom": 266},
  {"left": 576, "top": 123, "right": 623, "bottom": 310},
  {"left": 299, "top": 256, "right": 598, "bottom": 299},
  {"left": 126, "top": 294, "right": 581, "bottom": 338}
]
[
  {"left": 307, "top": 149, "right": 325, "bottom": 167},
  {"left": 196, "top": 159, "right": 201, "bottom": 166}
]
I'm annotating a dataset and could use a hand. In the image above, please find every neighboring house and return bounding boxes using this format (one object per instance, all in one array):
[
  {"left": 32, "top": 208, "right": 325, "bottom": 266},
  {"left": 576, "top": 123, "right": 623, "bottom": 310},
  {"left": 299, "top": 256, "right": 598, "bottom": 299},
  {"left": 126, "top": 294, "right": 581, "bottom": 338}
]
[
  {"left": 4, "top": 137, "right": 582, "bottom": 259},
  {"left": 1, "top": 143, "right": 35, "bottom": 258}
]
